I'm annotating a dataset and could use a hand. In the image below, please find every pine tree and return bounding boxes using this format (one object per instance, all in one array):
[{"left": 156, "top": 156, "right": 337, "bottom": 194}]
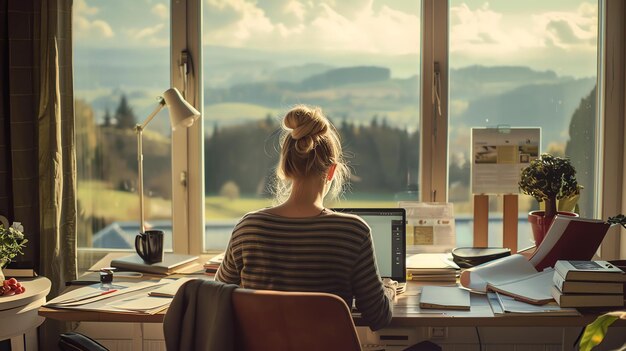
[
  {"left": 114, "top": 95, "right": 136, "bottom": 129},
  {"left": 103, "top": 108, "right": 112, "bottom": 127}
]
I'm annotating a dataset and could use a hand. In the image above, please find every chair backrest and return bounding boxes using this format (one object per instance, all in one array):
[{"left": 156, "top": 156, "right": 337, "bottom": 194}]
[{"left": 231, "top": 289, "right": 362, "bottom": 351}]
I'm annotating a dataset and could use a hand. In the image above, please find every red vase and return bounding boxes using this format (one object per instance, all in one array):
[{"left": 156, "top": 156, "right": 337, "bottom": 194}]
[{"left": 528, "top": 210, "right": 579, "bottom": 246}]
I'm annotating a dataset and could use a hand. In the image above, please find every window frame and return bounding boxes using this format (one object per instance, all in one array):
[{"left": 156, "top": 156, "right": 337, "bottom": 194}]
[{"left": 172, "top": 0, "right": 623, "bottom": 258}]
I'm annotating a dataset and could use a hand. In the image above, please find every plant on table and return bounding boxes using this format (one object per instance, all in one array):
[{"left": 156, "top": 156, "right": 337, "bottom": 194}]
[
  {"left": 0, "top": 221, "right": 28, "bottom": 296},
  {"left": 518, "top": 153, "right": 580, "bottom": 244}
]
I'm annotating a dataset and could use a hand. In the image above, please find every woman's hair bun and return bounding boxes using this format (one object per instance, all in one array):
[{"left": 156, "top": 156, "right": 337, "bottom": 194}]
[{"left": 283, "top": 105, "right": 328, "bottom": 141}]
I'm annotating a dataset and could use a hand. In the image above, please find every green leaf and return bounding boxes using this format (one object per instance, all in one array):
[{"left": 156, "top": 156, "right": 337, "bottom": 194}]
[{"left": 579, "top": 314, "right": 619, "bottom": 351}]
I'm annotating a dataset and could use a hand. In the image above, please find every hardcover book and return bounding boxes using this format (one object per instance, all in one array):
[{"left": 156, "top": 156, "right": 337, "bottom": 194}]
[
  {"left": 529, "top": 216, "right": 611, "bottom": 271},
  {"left": 554, "top": 260, "right": 626, "bottom": 282},
  {"left": 551, "top": 285, "right": 624, "bottom": 308},
  {"left": 111, "top": 253, "right": 200, "bottom": 275},
  {"left": 553, "top": 270, "right": 624, "bottom": 294}
]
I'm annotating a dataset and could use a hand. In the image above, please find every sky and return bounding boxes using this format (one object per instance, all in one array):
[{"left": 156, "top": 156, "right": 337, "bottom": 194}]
[{"left": 74, "top": 0, "right": 599, "bottom": 77}]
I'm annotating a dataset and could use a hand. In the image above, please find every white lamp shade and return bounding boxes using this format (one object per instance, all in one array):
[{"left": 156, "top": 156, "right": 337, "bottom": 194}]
[{"left": 162, "top": 87, "right": 201, "bottom": 130}]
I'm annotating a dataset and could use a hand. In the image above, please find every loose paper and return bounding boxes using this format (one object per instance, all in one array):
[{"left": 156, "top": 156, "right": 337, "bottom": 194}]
[{"left": 399, "top": 202, "right": 455, "bottom": 253}]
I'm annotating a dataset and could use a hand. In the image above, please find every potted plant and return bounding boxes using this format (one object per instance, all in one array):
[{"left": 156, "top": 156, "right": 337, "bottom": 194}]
[
  {"left": 0, "top": 220, "right": 28, "bottom": 284},
  {"left": 518, "top": 153, "right": 580, "bottom": 246}
]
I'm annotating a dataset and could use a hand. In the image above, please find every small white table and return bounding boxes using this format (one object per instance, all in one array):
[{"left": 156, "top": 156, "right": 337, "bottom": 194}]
[{"left": 0, "top": 277, "right": 51, "bottom": 351}]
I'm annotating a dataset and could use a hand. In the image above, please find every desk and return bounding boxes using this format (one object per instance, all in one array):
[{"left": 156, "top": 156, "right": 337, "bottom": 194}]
[
  {"left": 1, "top": 277, "right": 51, "bottom": 351},
  {"left": 39, "top": 280, "right": 619, "bottom": 328},
  {"left": 38, "top": 254, "right": 626, "bottom": 350}
]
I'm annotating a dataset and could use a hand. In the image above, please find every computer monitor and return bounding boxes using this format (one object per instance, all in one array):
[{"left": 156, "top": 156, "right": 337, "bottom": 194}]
[{"left": 332, "top": 208, "right": 406, "bottom": 283}]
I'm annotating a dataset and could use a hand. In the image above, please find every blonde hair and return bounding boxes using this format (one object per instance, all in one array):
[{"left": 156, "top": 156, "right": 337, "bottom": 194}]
[{"left": 275, "top": 105, "right": 348, "bottom": 200}]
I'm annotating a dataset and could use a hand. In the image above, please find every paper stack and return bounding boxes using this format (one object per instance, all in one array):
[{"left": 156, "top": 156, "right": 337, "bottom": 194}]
[
  {"left": 551, "top": 260, "right": 626, "bottom": 308},
  {"left": 406, "top": 253, "right": 459, "bottom": 283},
  {"left": 204, "top": 252, "right": 225, "bottom": 275}
]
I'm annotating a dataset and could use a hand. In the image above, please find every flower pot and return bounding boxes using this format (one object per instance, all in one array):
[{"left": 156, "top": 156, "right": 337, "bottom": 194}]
[{"left": 528, "top": 210, "right": 579, "bottom": 246}]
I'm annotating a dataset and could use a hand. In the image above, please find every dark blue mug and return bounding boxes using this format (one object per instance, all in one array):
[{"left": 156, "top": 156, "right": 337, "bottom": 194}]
[{"left": 135, "top": 230, "right": 164, "bottom": 264}]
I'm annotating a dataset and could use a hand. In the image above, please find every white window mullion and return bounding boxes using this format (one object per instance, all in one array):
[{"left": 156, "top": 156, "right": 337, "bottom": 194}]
[
  {"left": 599, "top": 0, "right": 625, "bottom": 259},
  {"left": 420, "top": 0, "right": 449, "bottom": 203},
  {"left": 171, "top": 0, "right": 204, "bottom": 254}
]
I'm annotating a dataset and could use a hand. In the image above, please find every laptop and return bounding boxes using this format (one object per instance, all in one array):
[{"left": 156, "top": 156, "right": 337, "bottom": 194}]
[{"left": 332, "top": 208, "right": 407, "bottom": 283}]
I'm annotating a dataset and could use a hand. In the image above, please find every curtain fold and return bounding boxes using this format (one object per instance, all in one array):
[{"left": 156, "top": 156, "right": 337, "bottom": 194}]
[
  {"left": 36, "top": 0, "right": 78, "bottom": 347},
  {"left": 37, "top": 0, "right": 77, "bottom": 298}
]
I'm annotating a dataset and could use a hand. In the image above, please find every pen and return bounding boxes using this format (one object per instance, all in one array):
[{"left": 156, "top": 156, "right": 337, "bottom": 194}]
[
  {"left": 55, "top": 289, "right": 118, "bottom": 304},
  {"left": 66, "top": 280, "right": 100, "bottom": 286}
]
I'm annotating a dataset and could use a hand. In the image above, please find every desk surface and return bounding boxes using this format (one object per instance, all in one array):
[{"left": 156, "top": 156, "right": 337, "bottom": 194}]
[
  {"left": 38, "top": 253, "right": 624, "bottom": 328},
  {"left": 38, "top": 280, "right": 620, "bottom": 327}
]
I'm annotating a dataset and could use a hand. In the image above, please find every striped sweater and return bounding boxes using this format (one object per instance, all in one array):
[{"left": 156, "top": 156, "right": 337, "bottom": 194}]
[{"left": 215, "top": 209, "right": 392, "bottom": 330}]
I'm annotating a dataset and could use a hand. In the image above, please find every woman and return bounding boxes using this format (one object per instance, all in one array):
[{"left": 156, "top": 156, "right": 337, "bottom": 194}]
[{"left": 216, "top": 104, "right": 392, "bottom": 330}]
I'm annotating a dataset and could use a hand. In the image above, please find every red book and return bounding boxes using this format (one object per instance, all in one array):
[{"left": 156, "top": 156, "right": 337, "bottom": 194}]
[{"left": 529, "top": 215, "right": 610, "bottom": 271}]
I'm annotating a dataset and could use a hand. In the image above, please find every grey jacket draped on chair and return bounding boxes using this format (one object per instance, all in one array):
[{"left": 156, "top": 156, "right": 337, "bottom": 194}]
[{"left": 163, "top": 279, "right": 238, "bottom": 351}]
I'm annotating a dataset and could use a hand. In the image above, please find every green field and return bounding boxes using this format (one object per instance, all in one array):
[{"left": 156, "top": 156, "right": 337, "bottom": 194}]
[{"left": 78, "top": 181, "right": 398, "bottom": 222}]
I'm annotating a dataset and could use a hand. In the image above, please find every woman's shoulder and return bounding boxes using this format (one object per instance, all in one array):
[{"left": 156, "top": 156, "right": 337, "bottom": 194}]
[
  {"left": 324, "top": 210, "right": 371, "bottom": 232},
  {"left": 236, "top": 209, "right": 274, "bottom": 222}
]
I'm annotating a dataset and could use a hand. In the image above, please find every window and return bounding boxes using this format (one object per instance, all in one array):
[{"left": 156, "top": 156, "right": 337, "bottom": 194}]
[
  {"left": 447, "top": 1, "right": 599, "bottom": 249},
  {"left": 73, "top": 0, "right": 611, "bottom": 267},
  {"left": 202, "top": 1, "right": 422, "bottom": 250},
  {"left": 73, "top": 0, "right": 171, "bottom": 270}
]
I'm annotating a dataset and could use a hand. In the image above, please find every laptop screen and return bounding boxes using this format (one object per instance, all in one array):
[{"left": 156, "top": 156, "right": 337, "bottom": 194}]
[{"left": 332, "top": 208, "right": 406, "bottom": 282}]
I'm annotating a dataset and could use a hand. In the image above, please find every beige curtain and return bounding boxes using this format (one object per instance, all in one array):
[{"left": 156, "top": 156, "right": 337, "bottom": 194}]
[
  {"left": 37, "top": 0, "right": 78, "bottom": 347},
  {"left": 37, "top": 0, "right": 77, "bottom": 296}
]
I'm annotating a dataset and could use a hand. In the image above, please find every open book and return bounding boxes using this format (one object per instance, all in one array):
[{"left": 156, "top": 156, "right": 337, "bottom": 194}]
[
  {"left": 529, "top": 215, "right": 610, "bottom": 271},
  {"left": 459, "top": 254, "right": 554, "bottom": 304}
]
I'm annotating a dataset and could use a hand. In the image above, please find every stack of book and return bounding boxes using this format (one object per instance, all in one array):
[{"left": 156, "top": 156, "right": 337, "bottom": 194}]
[
  {"left": 406, "top": 253, "right": 459, "bottom": 283},
  {"left": 551, "top": 260, "right": 626, "bottom": 308},
  {"left": 203, "top": 252, "right": 225, "bottom": 275}
]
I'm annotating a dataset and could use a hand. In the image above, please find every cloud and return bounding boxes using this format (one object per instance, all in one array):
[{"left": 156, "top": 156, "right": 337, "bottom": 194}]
[
  {"left": 205, "top": 0, "right": 274, "bottom": 43},
  {"left": 74, "top": 16, "right": 114, "bottom": 40},
  {"left": 73, "top": 0, "right": 114, "bottom": 40},
  {"left": 127, "top": 24, "right": 168, "bottom": 46},
  {"left": 203, "top": 0, "right": 420, "bottom": 55},
  {"left": 152, "top": 4, "right": 168, "bottom": 20},
  {"left": 74, "top": 0, "right": 99, "bottom": 16},
  {"left": 450, "top": 2, "right": 597, "bottom": 55},
  {"left": 533, "top": 3, "right": 598, "bottom": 49},
  {"left": 450, "top": 3, "right": 531, "bottom": 54}
]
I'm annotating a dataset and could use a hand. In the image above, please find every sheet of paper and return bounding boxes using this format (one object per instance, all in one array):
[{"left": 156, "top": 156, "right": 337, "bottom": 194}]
[
  {"left": 46, "top": 281, "right": 166, "bottom": 306},
  {"left": 471, "top": 128, "right": 540, "bottom": 194},
  {"left": 148, "top": 277, "right": 196, "bottom": 297},
  {"left": 459, "top": 254, "right": 539, "bottom": 292},
  {"left": 495, "top": 292, "right": 579, "bottom": 316},
  {"left": 406, "top": 253, "right": 459, "bottom": 270},
  {"left": 399, "top": 202, "right": 456, "bottom": 253},
  {"left": 108, "top": 296, "right": 172, "bottom": 314}
]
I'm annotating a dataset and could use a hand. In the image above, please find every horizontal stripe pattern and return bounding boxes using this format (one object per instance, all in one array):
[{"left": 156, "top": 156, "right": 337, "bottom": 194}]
[{"left": 216, "top": 210, "right": 392, "bottom": 330}]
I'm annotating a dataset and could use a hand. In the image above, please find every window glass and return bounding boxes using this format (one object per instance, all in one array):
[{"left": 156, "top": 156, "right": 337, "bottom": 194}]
[
  {"left": 448, "top": 1, "right": 599, "bottom": 249},
  {"left": 202, "top": 1, "right": 422, "bottom": 250},
  {"left": 73, "top": 0, "right": 171, "bottom": 271}
]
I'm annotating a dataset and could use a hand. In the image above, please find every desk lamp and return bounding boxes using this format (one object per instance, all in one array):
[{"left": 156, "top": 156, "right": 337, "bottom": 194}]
[{"left": 135, "top": 87, "right": 201, "bottom": 233}]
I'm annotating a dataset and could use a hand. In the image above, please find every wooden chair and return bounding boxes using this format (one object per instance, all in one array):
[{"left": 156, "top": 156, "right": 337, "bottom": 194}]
[{"left": 232, "top": 289, "right": 362, "bottom": 351}]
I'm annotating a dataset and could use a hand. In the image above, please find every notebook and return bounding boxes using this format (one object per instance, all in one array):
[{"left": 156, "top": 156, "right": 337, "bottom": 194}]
[
  {"left": 332, "top": 208, "right": 406, "bottom": 283},
  {"left": 419, "top": 286, "right": 470, "bottom": 310},
  {"left": 111, "top": 253, "right": 200, "bottom": 275}
]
